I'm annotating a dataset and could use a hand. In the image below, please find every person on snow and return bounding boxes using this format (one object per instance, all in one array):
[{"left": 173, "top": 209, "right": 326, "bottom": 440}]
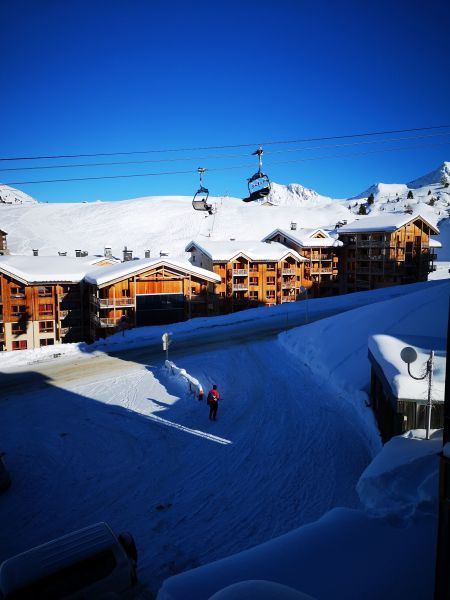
[{"left": 207, "top": 384, "right": 220, "bottom": 421}]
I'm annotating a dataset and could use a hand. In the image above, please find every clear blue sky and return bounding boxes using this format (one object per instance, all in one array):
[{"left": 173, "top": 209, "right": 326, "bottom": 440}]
[{"left": 1, "top": 0, "right": 450, "bottom": 203}]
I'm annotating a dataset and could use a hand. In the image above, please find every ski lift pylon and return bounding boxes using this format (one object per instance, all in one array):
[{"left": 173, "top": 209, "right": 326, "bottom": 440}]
[
  {"left": 243, "top": 147, "right": 271, "bottom": 202},
  {"left": 192, "top": 167, "right": 213, "bottom": 215}
]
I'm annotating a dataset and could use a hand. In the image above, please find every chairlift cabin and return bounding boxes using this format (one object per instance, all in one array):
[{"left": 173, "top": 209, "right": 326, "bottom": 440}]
[
  {"left": 192, "top": 168, "right": 213, "bottom": 215},
  {"left": 243, "top": 147, "right": 271, "bottom": 202}
]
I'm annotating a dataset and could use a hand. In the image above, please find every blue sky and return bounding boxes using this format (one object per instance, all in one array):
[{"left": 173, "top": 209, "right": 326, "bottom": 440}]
[{"left": 1, "top": 0, "right": 450, "bottom": 203}]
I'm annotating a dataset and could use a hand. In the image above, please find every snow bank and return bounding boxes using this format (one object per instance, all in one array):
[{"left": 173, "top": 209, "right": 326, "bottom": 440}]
[
  {"left": 165, "top": 360, "right": 204, "bottom": 399},
  {"left": 357, "top": 429, "right": 441, "bottom": 518}
]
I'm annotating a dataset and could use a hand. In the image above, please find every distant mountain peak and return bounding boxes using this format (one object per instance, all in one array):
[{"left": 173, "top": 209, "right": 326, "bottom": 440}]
[{"left": 0, "top": 184, "right": 38, "bottom": 205}]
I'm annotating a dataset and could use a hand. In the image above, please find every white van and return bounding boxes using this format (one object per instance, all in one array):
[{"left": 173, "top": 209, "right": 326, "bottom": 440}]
[{"left": 0, "top": 522, "right": 141, "bottom": 599}]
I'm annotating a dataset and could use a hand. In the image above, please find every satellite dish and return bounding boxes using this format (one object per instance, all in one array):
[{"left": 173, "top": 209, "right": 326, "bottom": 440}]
[
  {"left": 400, "top": 346, "right": 418, "bottom": 364},
  {"left": 300, "top": 286, "right": 307, "bottom": 294}
]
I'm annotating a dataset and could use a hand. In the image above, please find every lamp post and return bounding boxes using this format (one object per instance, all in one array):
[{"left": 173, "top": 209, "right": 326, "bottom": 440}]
[
  {"left": 299, "top": 285, "right": 309, "bottom": 324},
  {"left": 400, "top": 346, "right": 434, "bottom": 440}
]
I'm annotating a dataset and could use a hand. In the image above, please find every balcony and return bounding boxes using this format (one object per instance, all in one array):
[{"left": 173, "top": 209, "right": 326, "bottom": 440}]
[
  {"left": 90, "top": 315, "right": 118, "bottom": 328},
  {"left": 356, "top": 240, "right": 391, "bottom": 248},
  {"left": 281, "top": 282, "right": 296, "bottom": 289},
  {"left": 232, "top": 269, "right": 249, "bottom": 276},
  {"left": 282, "top": 268, "right": 296, "bottom": 275},
  {"left": 91, "top": 295, "right": 135, "bottom": 308},
  {"left": 60, "top": 326, "right": 82, "bottom": 336},
  {"left": 232, "top": 284, "right": 248, "bottom": 291}
]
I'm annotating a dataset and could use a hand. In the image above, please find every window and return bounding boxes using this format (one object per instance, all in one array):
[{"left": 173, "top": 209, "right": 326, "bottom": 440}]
[
  {"left": 12, "top": 340, "right": 27, "bottom": 350},
  {"left": 39, "top": 304, "right": 53, "bottom": 316},
  {"left": 267, "top": 263, "right": 275, "bottom": 271},
  {"left": 40, "top": 338, "right": 54, "bottom": 347},
  {"left": 39, "top": 321, "right": 54, "bottom": 333},
  {"left": 249, "top": 263, "right": 258, "bottom": 272},
  {"left": 266, "top": 276, "right": 275, "bottom": 285},
  {"left": 10, "top": 286, "right": 25, "bottom": 298},
  {"left": 249, "top": 277, "right": 258, "bottom": 285},
  {"left": 249, "top": 291, "right": 258, "bottom": 300},
  {"left": 12, "top": 322, "right": 26, "bottom": 334},
  {"left": 38, "top": 286, "right": 52, "bottom": 297},
  {"left": 266, "top": 290, "right": 275, "bottom": 299},
  {"left": 11, "top": 305, "right": 27, "bottom": 316}
]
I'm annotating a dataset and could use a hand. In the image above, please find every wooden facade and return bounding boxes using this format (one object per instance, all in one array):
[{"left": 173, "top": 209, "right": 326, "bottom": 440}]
[
  {"left": 0, "top": 275, "right": 84, "bottom": 352},
  {"left": 186, "top": 242, "right": 307, "bottom": 312},
  {"left": 87, "top": 260, "right": 220, "bottom": 341},
  {"left": 338, "top": 216, "right": 439, "bottom": 293},
  {"left": 263, "top": 229, "right": 341, "bottom": 297}
]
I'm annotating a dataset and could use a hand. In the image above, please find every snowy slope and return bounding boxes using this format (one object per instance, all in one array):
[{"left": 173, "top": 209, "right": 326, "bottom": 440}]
[{"left": 0, "top": 184, "right": 37, "bottom": 205}]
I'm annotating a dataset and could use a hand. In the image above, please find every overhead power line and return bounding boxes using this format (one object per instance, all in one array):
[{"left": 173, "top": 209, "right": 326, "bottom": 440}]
[
  {"left": 4, "top": 140, "right": 449, "bottom": 186},
  {"left": 1, "top": 130, "right": 450, "bottom": 173},
  {"left": 1, "top": 124, "right": 449, "bottom": 162}
]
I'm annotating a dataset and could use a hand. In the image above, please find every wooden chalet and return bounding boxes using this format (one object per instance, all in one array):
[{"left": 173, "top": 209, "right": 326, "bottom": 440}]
[
  {"left": 368, "top": 334, "right": 445, "bottom": 442},
  {"left": 262, "top": 228, "right": 342, "bottom": 297},
  {"left": 185, "top": 240, "right": 307, "bottom": 312},
  {"left": 338, "top": 213, "right": 439, "bottom": 293},
  {"left": 84, "top": 258, "right": 221, "bottom": 341}
]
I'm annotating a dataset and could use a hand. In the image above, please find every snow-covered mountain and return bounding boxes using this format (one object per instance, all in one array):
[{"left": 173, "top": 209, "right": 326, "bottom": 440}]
[
  {"left": 407, "top": 160, "right": 450, "bottom": 188},
  {"left": 0, "top": 184, "right": 37, "bottom": 205},
  {"left": 0, "top": 164, "right": 448, "bottom": 260}
]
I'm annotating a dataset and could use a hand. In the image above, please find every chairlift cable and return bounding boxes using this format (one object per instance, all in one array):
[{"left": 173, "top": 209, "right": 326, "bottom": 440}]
[{"left": 1, "top": 124, "right": 449, "bottom": 162}]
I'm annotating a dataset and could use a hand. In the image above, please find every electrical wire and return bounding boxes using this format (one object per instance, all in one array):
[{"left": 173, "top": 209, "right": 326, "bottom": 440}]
[
  {"left": 1, "top": 130, "right": 450, "bottom": 173},
  {"left": 1, "top": 124, "right": 449, "bottom": 162},
  {"left": 4, "top": 140, "right": 449, "bottom": 186}
]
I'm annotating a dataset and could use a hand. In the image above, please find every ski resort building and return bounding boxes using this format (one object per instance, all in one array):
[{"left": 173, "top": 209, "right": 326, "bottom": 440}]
[
  {"left": 84, "top": 258, "right": 221, "bottom": 341},
  {"left": 337, "top": 214, "right": 440, "bottom": 293},
  {"left": 262, "top": 228, "right": 342, "bottom": 296},
  {"left": 368, "top": 334, "right": 445, "bottom": 441},
  {"left": 185, "top": 240, "right": 307, "bottom": 311},
  {"left": 0, "top": 254, "right": 121, "bottom": 351}
]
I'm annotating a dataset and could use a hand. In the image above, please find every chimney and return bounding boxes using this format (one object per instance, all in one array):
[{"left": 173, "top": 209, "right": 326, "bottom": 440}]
[
  {"left": 75, "top": 249, "right": 81, "bottom": 257},
  {"left": 104, "top": 247, "right": 112, "bottom": 259},
  {"left": 58, "top": 251, "right": 67, "bottom": 256},
  {"left": 159, "top": 251, "right": 169, "bottom": 257},
  {"left": 145, "top": 250, "right": 151, "bottom": 259},
  {"left": 290, "top": 222, "right": 297, "bottom": 231},
  {"left": 32, "top": 249, "right": 39, "bottom": 256},
  {"left": 123, "top": 246, "right": 133, "bottom": 262}
]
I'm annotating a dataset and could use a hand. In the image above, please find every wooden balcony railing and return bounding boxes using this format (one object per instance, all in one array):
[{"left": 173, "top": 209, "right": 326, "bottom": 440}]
[
  {"left": 232, "top": 269, "right": 249, "bottom": 276},
  {"left": 232, "top": 284, "right": 248, "bottom": 291},
  {"left": 281, "top": 282, "right": 296, "bottom": 289},
  {"left": 282, "top": 269, "right": 296, "bottom": 275}
]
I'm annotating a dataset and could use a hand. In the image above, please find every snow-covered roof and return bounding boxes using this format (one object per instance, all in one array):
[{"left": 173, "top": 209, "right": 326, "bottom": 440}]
[
  {"left": 368, "top": 334, "right": 445, "bottom": 403},
  {"left": 84, "top": 257, "right": 221, "bottom": 286},
  {"left": 0, "top": 255, "right": 98, "bottom": 284},
  {"left": 185, "top": 240, "right": 306, "bottom": 262},
  {"left": 262, "top": 228, "right": 343, "bottom": 248},
  {"left": 338, "top": 213, "right": 439, "bottom": 235}
]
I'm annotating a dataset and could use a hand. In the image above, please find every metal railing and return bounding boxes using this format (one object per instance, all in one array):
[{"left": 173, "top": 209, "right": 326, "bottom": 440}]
[
  {"left": 281, "top": 282, "right": 296, "bottom": 289},
  {"left": 232, "top": 269, "right": 249, "bottom": 276},
  {"left": 90, "top": 315, "right": 118, "bottom": 328},
  {"left": 91, "top": 295, "right": 135, "bottom": 308},
  {"left": 232, "top": 284, "right": 248, "bottom": 291},
  {"left": 282, "top": 269, "right": 296, "bottom": 275}
]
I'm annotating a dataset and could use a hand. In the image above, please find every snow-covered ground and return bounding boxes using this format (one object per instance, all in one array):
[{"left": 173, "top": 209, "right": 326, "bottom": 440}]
[{"left": 0, "top": 278, "right": 448, "bottom": 598}]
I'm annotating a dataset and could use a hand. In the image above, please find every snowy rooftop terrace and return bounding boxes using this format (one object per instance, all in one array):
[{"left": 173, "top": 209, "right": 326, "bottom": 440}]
[
  {"left": 339, "top": 213, "right": 439, "bottom": 234},
  {"left": 262, "top": 228, "right": 343, "bottom": 248},
  {"left": 185, "top": 240, "right": 305, "bottom": 262},
  {"left": 0, "top": 255, "right": 108, "bottom": 284},
  {"left": 368, "top": 334, "right": 446, "bottom": 403}
]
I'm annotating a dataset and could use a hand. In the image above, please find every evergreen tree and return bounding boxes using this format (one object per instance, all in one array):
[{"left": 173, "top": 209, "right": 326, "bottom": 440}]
[
  {"left": 407, "top": 190, "right": 414, "bottom": 199},
  {"left": 358, "top": 204, "right": 367, "bottom": 215},
  {"left": 367, "top": 193, "right": 375, "bottom": 205},
  {"left": 428, "top": 197, "right": 436, "bottom": 206},
  {"left": 428, "top": 190, "right": 432, "bottom": 195},
  {"left": 441, "top": 174, "right": 449, "bottom": 187}
]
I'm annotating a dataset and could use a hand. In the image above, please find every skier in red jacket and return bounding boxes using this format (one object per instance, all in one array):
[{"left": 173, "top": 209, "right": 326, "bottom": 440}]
[{"left": 207, "top": 385, "right": 220, "bottom": 421}]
